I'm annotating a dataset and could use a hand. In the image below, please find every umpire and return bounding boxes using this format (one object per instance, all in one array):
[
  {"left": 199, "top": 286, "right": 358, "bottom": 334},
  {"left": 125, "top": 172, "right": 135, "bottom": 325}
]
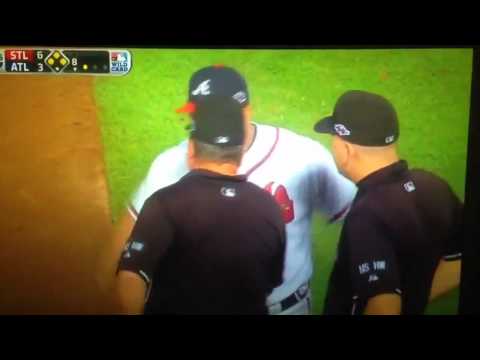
[
  {"left": 115, "top": 95, "right": 286, "bottom": 314},
  {"left": 314, "top": 90, "right": 463, "bottom": 315}
]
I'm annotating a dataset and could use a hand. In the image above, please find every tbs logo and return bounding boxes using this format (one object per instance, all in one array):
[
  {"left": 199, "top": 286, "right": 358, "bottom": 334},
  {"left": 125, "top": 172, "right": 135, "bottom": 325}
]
[{"left": 111, "top": 52, "right": 127, "bottom": 62}]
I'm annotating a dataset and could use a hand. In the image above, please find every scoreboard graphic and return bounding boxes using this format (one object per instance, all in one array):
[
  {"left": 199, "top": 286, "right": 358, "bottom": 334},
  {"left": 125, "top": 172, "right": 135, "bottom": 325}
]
[{"left": 0, "top": 49, "right": 132, "bottom": 76}]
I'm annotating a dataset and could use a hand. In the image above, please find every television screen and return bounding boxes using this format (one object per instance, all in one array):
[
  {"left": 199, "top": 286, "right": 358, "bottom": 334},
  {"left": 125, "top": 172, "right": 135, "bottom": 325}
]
[{"left": 0, "top": 48, "right": 472, "bottom": 314}]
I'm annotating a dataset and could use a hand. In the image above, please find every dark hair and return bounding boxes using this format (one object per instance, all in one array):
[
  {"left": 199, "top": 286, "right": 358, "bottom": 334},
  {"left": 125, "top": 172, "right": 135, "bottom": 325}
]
[{"left": 192, "top": 139, "right": 243, "bottom": 165}]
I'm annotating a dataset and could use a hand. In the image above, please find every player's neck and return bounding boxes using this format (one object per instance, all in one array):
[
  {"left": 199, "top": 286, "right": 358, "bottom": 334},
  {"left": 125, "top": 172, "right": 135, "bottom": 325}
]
[{"left": 191, "top": 162, "right": 239, "bottom": 176}]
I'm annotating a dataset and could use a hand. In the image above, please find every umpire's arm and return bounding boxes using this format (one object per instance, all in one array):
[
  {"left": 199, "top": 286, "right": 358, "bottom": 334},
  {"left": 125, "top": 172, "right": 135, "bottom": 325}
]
[
  {"left": 94, "top": 207, "right": 136, "bottom": 311},
  {"left": 429, "top": 194, "right": 464, "bottom": 302},
  {"left": 347, "top": 211, "right": 402, "bottom": 315},
  {"left": 115, "top": 195, "right": 174, "bottom": 314}
]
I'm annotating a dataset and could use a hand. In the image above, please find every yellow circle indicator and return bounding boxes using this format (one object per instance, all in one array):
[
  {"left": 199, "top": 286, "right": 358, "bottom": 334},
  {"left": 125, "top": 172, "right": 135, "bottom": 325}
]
[
  {"left": 47, "top": 58, "right": 54, "bottom": 65},
  {"left": 60, "top": 58, "right": 67, "bottom": 66},
  {"left": 53, "top": 52, "right": 61, "bottom": 60},
  {"left": 82, "top": 64, "right": 88, "bottom": 70}
]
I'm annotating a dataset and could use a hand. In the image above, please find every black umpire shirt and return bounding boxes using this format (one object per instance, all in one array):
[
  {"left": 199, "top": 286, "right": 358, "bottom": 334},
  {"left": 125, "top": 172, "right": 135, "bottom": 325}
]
[
  {"left": 118, "top": 169, "right": 286, "bottom": 314},
  {"left": 324, "top": 160, "right": 463, "bottom": 315}
]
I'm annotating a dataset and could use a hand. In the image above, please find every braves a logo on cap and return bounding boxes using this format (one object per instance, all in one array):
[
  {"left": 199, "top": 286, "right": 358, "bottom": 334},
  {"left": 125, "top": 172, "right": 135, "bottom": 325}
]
[
  {"left": 264, "top": 182, "right": 295, "bottom": 224},
  {"left": 334, "top": 124, "right": 351, "bottom": 136},
  {"left": 192, "top": 79, "right": 211, "bottom": 96}
]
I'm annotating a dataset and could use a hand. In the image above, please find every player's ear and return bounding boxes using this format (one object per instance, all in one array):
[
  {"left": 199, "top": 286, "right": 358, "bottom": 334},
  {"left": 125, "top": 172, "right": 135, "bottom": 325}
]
[
  {"left": 243, "top": 105, "right": 252, "bottom": 123},
  {"left": 344, "top": 140, "right": 355, "bottom": 159}
]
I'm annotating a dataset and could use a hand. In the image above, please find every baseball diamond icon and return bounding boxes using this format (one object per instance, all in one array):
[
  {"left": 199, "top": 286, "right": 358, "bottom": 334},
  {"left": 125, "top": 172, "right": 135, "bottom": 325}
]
[{"left": 44, "top": 51, "right": 69, "bottom": 72}]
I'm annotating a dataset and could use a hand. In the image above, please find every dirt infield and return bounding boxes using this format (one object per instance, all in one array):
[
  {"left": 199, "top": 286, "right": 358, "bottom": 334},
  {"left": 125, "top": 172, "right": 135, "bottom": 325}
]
[{"left": 0, "top": 76, "right": 113, "bottom": 314}]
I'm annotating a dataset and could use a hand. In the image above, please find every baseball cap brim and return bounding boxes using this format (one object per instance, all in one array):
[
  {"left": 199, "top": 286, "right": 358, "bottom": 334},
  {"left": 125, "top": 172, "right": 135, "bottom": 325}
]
[
  {"left": 175, "top": 102, "right": 196, "bottom": 114},
  {"left": 313, "top": 116, "right": 336, "bottom": 134}
]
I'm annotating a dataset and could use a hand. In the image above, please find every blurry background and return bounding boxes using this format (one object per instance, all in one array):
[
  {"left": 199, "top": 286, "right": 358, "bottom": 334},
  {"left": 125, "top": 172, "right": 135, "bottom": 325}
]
[{"left": 95, "top": 49, "right": 472, "bottom": 314}]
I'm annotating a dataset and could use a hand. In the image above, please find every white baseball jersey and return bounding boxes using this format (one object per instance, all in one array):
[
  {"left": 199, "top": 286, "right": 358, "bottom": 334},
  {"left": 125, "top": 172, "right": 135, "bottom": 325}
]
[{"left": 129, "top": 123, "right": 357, "bottom": 305}]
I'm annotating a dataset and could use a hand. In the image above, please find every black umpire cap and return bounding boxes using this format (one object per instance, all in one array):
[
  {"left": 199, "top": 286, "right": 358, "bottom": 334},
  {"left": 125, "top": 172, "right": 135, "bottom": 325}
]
[
  {"left": 314, "top": 90, "right": 400, "bottom": 147},
  {"left": 189, "top": 95, "right": 245, "bottom": 147},
  {"left": 176, "top": 65, "right": 249, "bottom": 114}
]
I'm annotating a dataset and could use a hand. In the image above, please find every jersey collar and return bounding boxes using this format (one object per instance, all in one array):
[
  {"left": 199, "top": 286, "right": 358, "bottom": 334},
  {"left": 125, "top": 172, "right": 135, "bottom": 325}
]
[
  {"left": 186, "top": 169, "right": 247, "bottom": 182},
  {"left": 239, "top": 122, "right": 278, "bottom": 176},
  {"left": 356, "top": 160, "right": 409, "bottom": 191}
]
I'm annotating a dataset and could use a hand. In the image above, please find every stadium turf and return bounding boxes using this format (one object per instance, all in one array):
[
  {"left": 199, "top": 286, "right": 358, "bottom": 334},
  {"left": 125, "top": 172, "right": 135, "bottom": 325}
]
[{"left": 94, "top": 49, "right": 472, "bottom": 314}]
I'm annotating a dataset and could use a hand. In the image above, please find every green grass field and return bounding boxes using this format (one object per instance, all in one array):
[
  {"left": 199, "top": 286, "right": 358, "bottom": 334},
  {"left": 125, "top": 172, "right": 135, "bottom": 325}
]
[{"left": 94, "top": 49, "right": 472, "bottom": 314}]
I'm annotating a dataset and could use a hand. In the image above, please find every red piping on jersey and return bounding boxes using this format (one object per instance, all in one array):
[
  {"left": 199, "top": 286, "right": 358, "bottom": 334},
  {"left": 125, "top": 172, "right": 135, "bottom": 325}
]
[
  {"left": 245, "top": 127, "right": 280, "bottom": 178},
  {"left": 328, "top": 203, "right": 350, "bottom": 224}
]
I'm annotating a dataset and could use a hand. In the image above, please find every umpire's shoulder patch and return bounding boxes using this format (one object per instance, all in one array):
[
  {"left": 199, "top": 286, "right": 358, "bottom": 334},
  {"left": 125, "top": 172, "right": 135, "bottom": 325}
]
[{"left": 122, "top": 238, "right": 145, "bottom": 258}]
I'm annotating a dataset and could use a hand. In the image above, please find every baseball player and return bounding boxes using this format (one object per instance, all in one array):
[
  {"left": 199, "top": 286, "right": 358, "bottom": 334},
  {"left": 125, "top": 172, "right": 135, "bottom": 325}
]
[
  {"left": 111, "top": 65, "right": 357, "bottom": 315},
  {"left": 115, "top": 95, "right": 286, "bottom": 314}
]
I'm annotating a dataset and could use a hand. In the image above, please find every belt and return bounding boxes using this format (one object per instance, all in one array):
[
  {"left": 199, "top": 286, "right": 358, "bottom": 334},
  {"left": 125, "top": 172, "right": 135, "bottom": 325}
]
[{"left": 270, "top": 283, "right": 310, "bottom": 314}]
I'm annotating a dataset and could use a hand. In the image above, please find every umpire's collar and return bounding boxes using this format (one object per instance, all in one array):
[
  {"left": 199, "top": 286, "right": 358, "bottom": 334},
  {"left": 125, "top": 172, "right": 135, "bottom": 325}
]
[
  {"left": 185, "top": 169, "right": 247, "bottom": 182},
  {"left": 357, "top": 160, "right": 409, "bottom": 191}
]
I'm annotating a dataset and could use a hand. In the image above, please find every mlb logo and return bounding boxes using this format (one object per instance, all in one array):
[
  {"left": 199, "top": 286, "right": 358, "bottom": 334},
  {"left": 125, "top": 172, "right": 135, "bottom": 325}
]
[
  {"left": 111, "top": 52, "right": 127, "bottom": 62},
  {"left": 110, "top": 51, "right": 130, "bottom": 74},
  {"left": 117, "top": 53, "right": 127, "bottom": 62},
  {"left": 221, "top": 186, "right": 237, "bottom": 198},
  {"left": 404, "top": 181, "right": 416, "bottom": 192},
  {"left": 214, "top": 136, "right": 230, "bottom": 144}
]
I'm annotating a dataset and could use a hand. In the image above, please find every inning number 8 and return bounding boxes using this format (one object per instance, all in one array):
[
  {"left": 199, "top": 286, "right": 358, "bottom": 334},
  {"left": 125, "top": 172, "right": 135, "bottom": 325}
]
[{"left": 72, "top": 58, "right": 78, "bottom": 66}]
